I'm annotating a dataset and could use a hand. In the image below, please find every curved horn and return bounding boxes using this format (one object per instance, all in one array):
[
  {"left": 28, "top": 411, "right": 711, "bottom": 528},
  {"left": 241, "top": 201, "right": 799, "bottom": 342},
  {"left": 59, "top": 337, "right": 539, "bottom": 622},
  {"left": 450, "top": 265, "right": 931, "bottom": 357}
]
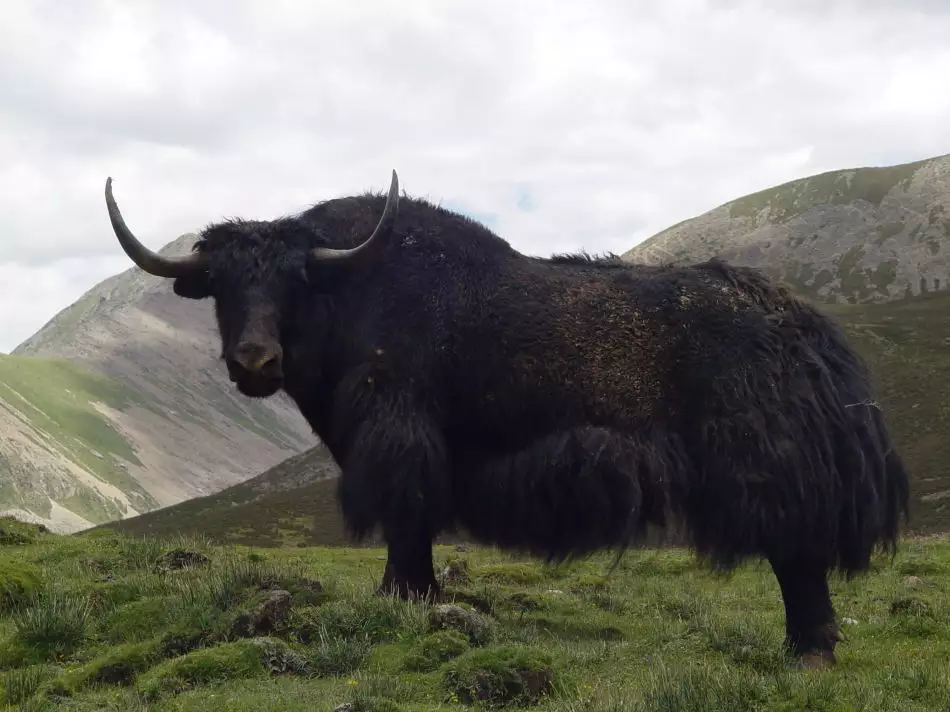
[
  {"left": 309, "top": 170, "right": 401, "bottom": 264},
  {"left": 104, "top": 177, "right": 209, "bottom": 279}
]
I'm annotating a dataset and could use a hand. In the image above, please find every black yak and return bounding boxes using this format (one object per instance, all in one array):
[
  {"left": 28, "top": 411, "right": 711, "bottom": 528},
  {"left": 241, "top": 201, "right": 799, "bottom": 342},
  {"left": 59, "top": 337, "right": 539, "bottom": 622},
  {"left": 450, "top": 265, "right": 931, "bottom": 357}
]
[{"left": 103, "top": 170, "right": 909, "bottom": 669}]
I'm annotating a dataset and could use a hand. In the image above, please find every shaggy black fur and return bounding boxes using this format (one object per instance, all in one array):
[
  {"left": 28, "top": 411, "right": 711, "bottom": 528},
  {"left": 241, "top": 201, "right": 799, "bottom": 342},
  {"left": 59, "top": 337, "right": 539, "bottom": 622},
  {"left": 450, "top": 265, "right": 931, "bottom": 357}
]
[{"left": 131, "top": 184, "right": 908, "bottom": 667}]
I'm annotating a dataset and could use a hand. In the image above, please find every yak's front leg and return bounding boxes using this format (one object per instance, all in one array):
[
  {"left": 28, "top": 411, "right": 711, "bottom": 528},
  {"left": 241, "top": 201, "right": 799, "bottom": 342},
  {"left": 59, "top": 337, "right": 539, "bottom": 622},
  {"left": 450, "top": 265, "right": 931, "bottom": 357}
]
[
  {"left": 378, "top": 520, "right": 440, "bottom": 601},
  {"left": 335, "top": 399, "right": 451, "bottom": 602}
]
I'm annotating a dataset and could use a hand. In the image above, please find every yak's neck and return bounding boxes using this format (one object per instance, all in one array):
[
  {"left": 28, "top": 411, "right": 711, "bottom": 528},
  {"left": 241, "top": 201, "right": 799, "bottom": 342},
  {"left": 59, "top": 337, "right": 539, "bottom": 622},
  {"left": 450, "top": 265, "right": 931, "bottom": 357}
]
[{"left": 279, "top": 305, "right": 355, "bottom": 450}]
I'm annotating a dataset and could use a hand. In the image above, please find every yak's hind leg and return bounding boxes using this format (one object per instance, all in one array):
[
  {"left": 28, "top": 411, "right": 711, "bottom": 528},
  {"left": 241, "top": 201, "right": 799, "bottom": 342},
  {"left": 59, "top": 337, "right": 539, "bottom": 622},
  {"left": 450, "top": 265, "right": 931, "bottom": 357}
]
[
  {"left": 334, "top": 398, "right": 453, "bottom": 602},
  {"left": 768, "top": 555, "right": 843, "bottom": 669}
]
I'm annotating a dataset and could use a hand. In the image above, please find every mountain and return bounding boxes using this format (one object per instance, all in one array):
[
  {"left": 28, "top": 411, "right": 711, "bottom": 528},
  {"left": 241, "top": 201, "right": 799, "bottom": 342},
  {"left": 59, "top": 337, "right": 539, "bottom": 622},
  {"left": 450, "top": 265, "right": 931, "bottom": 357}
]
[
  {"left": 1, "top": 235, "right": 316, "bottom": 533},
  {"left": 623, "top": 153, "right": 950, "bottom": 304}
]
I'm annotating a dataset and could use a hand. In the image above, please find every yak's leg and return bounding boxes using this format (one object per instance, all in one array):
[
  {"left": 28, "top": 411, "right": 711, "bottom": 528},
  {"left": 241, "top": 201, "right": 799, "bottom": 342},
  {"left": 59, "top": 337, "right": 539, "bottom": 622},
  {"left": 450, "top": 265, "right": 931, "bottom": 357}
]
[
  {"left": 335, "top": 397, "right": 450, "bottom": 602},
  {"left": 769, "top": 555, "right": 843, "bottom": 669},
  {"left": 377, "top": 521, "right": 440, "bottom": 601}
]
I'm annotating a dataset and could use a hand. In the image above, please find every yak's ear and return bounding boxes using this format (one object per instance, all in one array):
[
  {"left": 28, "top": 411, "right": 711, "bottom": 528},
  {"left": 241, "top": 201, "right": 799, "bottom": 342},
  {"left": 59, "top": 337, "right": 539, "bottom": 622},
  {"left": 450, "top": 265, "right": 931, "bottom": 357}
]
[{"left": 173, "top": 272, "right": 212, "bottom": 300}]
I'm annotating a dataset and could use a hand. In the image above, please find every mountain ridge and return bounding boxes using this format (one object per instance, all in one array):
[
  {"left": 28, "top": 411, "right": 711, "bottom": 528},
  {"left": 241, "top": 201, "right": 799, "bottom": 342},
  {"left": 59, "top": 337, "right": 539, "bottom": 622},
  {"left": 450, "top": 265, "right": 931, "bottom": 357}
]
[
  {"left": 623, "top": 152, "right": 950, "bottom": 304},
  {"left": 1, "top": 234, "right": 316, "bottom": 533}
]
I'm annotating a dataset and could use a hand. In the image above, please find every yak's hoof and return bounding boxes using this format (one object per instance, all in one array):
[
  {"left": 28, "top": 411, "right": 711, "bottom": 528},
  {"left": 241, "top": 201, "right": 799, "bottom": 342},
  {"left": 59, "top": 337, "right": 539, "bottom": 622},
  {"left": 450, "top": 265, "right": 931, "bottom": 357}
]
[
  {"left": 375, "top": 580, "right": 441, "bottom": 603},
  {"left": 796, "top": 649, "right": 837, "bottom": 670}
]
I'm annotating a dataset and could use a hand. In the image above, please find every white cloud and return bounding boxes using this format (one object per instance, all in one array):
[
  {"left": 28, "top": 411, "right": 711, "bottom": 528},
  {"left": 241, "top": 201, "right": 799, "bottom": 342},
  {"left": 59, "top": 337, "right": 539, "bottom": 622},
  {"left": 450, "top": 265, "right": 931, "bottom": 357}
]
[{"left": 1, "top": 0, "right": 949, "bottom": 351}]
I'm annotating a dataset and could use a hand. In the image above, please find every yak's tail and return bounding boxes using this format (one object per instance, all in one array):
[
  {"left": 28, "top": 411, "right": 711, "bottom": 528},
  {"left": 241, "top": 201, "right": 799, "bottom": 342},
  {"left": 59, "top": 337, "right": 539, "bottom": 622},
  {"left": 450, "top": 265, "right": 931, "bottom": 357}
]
[
  {"left": 680, "top": 260, "right": 911, "bottom": 576},
  {"left": 796, "top": 299, "right": 911, "bottom": 574}
]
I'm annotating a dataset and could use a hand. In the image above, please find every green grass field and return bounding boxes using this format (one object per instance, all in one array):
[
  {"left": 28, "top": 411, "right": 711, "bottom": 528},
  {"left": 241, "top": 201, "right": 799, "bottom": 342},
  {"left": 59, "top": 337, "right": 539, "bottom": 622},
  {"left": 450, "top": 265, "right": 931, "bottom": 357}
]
[{"left": 0, "top": 517, "right": 947, "bottom": 710}]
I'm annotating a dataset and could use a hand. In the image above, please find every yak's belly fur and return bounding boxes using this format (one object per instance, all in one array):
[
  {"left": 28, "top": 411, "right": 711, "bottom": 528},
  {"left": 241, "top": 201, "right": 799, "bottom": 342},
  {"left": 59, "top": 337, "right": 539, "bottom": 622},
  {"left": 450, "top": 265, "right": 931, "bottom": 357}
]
[{"left": 439, "top": 260, "right": 904, "bottom": 575}]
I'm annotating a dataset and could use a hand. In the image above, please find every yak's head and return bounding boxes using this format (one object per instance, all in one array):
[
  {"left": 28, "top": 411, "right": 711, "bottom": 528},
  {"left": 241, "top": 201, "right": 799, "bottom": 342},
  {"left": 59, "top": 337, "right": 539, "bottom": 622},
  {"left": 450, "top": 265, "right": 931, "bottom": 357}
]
[{"left": 103, "top": 171, "right": 400, "bottom": 399}]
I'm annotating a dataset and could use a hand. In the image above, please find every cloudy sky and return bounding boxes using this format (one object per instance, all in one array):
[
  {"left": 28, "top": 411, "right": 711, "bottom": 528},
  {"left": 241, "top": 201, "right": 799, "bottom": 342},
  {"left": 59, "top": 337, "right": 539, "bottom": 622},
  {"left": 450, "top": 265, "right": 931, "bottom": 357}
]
[{"left": 1, "top": 0, "right": 949, "bottom": 353}]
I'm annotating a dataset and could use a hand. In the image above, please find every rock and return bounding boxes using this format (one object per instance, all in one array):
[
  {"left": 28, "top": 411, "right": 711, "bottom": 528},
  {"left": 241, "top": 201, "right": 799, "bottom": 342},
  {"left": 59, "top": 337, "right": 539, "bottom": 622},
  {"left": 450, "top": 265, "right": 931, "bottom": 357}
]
[
  {"left": 439, "top": 557, "right": 471, "bottom": 586},
  {"left": 429, "top": 604, "right": 494, "bottom": 646},
  {"left": 903, "top": 575, "right": 926, "bottom": 588},
  {"left": 443, "top": 645, "right": 555, "bottom": 707},
  {"left": 333, "top": 704, "right": 353, "bottom": 712},
  {"left": 153, "top": 549, "right": 211, "bottom": 573},
  {"left": 455, "top": 544, "right": 471, "bottom": 552},
  {"left": 231, "top": 590, "right": 293, "bottom": 638},
  {"left": 841, "top": 617, "right": 859, "bottom": 625},
  {"left": 890, "top": 597, "right": 930, "bottom": 617},
  {"left": 296, "top": 578, "right": 324, "bottom": 594},
  {"left": 506, "top": 592, "right": 545, "bottom": 612},
  {"left": 253, "top": 636, "right": 307, "bottom": 676}
]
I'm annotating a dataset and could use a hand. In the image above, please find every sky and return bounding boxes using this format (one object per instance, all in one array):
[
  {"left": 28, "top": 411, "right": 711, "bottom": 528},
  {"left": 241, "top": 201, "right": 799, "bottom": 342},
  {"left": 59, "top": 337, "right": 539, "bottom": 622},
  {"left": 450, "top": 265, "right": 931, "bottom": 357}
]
[{"left": 2, "top": 0, "right": 949, "bottom": 353}]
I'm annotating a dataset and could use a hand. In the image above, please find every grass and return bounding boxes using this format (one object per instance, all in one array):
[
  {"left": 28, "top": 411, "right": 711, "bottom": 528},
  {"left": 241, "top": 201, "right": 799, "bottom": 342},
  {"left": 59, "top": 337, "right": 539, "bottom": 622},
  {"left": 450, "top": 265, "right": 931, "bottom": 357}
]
[
  {"left": 0, "top": 354, "right": 160, "bottom": 521},
  {"left": 0, "top": 516, "right": 944, "bottom": 710}
]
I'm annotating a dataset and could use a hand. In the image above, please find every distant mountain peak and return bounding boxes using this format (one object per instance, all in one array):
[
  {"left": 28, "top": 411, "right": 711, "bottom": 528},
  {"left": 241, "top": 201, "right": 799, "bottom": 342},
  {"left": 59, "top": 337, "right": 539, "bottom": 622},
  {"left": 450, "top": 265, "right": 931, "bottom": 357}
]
[
  {"left": 623, "top": 153, "right": 950, "bottom": 304},
  {"left": 2, "top": 234, "right": 315, "bottom": 533}
]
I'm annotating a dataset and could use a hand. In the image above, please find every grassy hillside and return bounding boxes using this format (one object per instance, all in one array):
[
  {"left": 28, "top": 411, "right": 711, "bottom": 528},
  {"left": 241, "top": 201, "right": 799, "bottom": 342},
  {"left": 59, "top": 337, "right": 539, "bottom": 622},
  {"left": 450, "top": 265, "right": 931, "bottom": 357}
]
[
  {"left": 3, "top": 234, "right": 314, "bottom": 534},
  {"left": 828, "top": 290, "right": 950, "bottom": 531},
  {"left": 0, "top": 355, "right": 160, "bottom": 526},
  {"left": 90, "top": 452, "right": 350, "bottom": 549},
  {"left": 0, "top": 518, "right": 945, "bottom": 710}
]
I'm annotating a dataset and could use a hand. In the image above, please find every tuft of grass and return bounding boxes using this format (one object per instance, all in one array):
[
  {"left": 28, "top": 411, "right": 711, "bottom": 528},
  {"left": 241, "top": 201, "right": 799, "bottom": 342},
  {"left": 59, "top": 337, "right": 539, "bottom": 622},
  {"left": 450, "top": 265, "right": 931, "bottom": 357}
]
[
  {"left": 10, "top": 588, "right": 92, "bottom": 661},
  {"left": 442, "top": 644, "right": 556, "bottom": 708},
  {"left": 403, "top": 629, "right": 470, "bottom": 672},
  {"left": 0, "top": 561, "right": 41, "bottom": 612},
  {"left": 306, "top": 628, "right": 373, "bottom": 676},
  {"left": 136, "top": 637, "right": 305, "bottom": 701},
  {"left": 0, "top": 663, "right": 60, "bottom": 706}
]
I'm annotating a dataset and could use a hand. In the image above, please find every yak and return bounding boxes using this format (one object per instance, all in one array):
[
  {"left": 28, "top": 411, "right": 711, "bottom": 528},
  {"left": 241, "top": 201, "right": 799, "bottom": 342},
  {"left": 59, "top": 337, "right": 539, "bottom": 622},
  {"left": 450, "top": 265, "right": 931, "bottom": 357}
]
[{"left": 103, "top": 170, "right": 909, "bottom": 669}]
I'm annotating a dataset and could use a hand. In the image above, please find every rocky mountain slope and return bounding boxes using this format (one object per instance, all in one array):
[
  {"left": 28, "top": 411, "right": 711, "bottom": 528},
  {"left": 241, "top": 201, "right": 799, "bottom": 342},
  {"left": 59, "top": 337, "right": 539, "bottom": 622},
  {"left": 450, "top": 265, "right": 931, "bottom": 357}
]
[
  {"left": 1, "top": 235, "right": 315, "bottom": 533},
  {"left": 623, "top": 153, "right": 950, "bottom": 303}
]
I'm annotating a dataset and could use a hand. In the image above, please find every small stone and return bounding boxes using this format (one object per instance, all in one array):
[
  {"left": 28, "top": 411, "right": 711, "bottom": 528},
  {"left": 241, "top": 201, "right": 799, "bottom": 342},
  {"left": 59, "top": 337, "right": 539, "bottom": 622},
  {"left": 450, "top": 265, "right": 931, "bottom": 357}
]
[
  {"left": 891, "top": 597, "right": 930, "bottom": 617},
  {"left": 903, "top": 575, "right": 925, "bottom": 588},
  {"left": 333, "top": 704, "right": 353, "bottom": 712},
  {"left": 429, "top": 604, "right": 495, "bottom": 646},
  {"left": 256, "top": 590, "right": 292, "bottom": 631},
  {"left": 154, "top": 549, "right": 211, "bottom": 573},
  {"left": 455, "top": 544, "right": 471, "bottom": 552},
  {"left": 296, "top": 578, "right": 324, "bottom": 594},
  {"left": 439, "top": 558, "right": 471, "bottom": 585},
  {"left": 841, "top": 617, "right": 859, "bottom": 625},
  {"left": 231, "top": 590, "right": 293, "bottom": 638}
]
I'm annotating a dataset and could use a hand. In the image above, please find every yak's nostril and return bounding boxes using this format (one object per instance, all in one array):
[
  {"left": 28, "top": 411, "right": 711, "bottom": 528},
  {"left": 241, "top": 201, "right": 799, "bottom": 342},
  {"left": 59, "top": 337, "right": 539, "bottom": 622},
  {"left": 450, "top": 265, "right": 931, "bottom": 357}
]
[
  {"left": 258, "top": 355, "right": 282, "bottom": 378},
  {"left": 232, "top": 342, "right": 282, "bottom": 375}
]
